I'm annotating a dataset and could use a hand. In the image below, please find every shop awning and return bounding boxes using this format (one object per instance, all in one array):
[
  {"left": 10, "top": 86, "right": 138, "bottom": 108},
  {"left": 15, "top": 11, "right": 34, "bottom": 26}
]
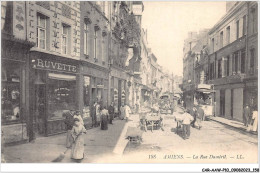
[
  {"left": 196, "top": 88, "right": 215, "bottom": 93},
  {"left": 48, "top": 73, "right": 76, "bottom": 81}
]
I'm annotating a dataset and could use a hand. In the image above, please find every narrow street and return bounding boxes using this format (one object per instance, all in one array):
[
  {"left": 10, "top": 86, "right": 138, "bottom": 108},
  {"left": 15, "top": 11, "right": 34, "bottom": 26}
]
[
  {"left": 122, "top": 109, "right": 258, "bottom": 163},
  {"left": 2, "top": 108, "right": 258, "bottom": 164}
]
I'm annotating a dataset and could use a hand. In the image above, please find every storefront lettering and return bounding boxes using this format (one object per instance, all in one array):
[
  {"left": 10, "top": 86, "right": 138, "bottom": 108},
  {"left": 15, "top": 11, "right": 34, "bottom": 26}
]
[{"left": 35, "top": 59, "right": 77, "bottom": 73}]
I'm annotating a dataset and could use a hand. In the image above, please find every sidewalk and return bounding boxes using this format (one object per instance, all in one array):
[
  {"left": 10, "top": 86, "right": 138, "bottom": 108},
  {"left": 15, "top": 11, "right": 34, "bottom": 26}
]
[
  {"left": 2, "top": 117, "right": 133, "bottom": 163},
  {"left": 208, "top": 116, "right": 257, "bottom": 135}
]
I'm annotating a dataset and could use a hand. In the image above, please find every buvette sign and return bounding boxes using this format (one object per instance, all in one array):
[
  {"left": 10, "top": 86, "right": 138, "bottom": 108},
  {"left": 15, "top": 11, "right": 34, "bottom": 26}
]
[{"left": 31, "top": 58, "right": 78, "bottom": 73}]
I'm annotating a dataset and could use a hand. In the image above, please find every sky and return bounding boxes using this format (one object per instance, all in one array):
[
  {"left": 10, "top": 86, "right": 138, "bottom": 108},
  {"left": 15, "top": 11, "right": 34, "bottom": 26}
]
[{"left": 141, "top": 1, "right": 227, "bottom": 76}]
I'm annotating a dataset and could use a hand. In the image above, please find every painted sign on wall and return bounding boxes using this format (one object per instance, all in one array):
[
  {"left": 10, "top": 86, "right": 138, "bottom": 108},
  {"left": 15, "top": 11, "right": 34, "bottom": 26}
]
[{"left": 31, "top": 58, "right": 78, "bottom": 73}]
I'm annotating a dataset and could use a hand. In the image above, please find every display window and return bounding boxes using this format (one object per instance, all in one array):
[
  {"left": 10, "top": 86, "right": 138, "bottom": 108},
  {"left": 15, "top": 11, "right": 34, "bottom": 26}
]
[
  {"left": 1, "top": 62, "right": 21, "bottom": 124},
  {"left": 83, "top": 76, "right": 90, "bottom": 119},
  {"left": 47, "top": 73, "right": 76, "bottom": 120}
]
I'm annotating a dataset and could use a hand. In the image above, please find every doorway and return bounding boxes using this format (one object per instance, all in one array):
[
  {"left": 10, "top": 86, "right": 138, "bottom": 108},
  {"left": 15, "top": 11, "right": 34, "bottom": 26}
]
[
  {"left": 34, "top": 84, "right": 46, "bottom": 136},
  {"left": 220, "top": 89, "right": 225, "bottom": 117}
]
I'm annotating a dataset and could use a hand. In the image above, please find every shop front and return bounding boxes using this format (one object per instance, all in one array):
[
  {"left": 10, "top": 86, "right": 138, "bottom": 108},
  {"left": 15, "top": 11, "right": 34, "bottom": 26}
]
[
  {"left": 80, "top": 62, "right": 109, "bottom": 128},
  {"left": 1, "top": 34, "right": 34, "bottom": 144},
  {"left": 110, "top": 67, "right": 128, "bottom": 113},
  {"left": 244, "top": 79, "right": 258, "bottom": 111},
  {"left": 141, "top": 85, "right": 152, "bottom": 108},
  {"left": 29, "top": 52, "right": 80, "bottom": 136}
]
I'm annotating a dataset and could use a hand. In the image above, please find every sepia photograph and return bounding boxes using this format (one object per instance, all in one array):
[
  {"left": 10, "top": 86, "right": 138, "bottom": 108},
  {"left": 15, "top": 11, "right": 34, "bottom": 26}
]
[{"left": 0, "top": 0, "right": 259, "bottom": 172}]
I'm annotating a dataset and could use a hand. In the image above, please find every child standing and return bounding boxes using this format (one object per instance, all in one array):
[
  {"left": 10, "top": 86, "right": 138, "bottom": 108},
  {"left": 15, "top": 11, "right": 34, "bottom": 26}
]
[{"left": 71, "top": 118, "right": 87, "bottom": 162}]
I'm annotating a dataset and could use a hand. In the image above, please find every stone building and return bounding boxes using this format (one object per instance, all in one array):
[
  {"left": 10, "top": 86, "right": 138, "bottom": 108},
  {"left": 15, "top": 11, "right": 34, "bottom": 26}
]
[
  {"left": 79, "top": 2, "right": 110, "bottom": 127},
  {"left": 182, "top": 29, "right": 209, "bottom": 109},
  {"left": 207, "top": 1, "right": 258, "bottom": 122},
  {"left": 1, "top": 1, "right": 82, "bottom": 143}
]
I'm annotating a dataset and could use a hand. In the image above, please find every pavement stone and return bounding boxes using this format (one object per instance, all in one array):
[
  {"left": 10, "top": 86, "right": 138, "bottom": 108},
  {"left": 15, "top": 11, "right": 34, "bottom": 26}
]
[{"left": 2, "top": 117, "right": 131, "bottom": 163}]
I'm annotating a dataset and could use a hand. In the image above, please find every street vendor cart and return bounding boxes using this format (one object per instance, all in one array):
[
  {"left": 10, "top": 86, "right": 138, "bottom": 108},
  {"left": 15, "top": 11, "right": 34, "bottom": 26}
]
[{"left": 139, "top": 110, "right": 164, "bottom": 132}]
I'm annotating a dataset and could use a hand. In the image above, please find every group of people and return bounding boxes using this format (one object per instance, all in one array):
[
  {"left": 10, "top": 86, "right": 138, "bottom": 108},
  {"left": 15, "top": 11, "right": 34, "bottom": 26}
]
[
  {"left": 63, "top": 101, "right": 133, "bottom": 162},
  {"left": 243, "top": 104, "right": 258, "bottom": 132},
  {"left": 119, "top": 104, "right": 131, "bottom": 121},
  {"left": 179, "top": 105, "right": 205, "bottom": 140},
  {"left": 92, "top": 101, "right": 116, "bottom": 130}
]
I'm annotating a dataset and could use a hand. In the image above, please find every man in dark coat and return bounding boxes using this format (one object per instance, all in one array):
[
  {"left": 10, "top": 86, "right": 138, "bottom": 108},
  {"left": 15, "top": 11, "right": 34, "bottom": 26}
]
[
  {"left": 243, "top": 104, "right": 251, "bottom": 126},
  {"left": 63, "top": 110, "right": 75, "bottom": 148},
  {"left": 91, "top": 101, "right": 97, "bottom": 127},
  {"left": 197, "top": 105, "right": 205, "bottom": 121},
  {"left": 108, "top": 102, "right": 115, "bottom": 124},
  {"left": 190, "top": 107, "right": 197, "bottom": 128}
]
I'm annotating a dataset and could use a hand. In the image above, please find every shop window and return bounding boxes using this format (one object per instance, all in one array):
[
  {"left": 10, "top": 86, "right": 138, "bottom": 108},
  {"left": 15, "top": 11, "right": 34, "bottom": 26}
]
[
  {"left": 37, "top": 13, "right": 48, "bottom": 49},
  {"left": 47, "top": 73, "right": 76, "bottom": 120},
  {"left": 1, "top": 63, "right": 21, "bottom": 123},
  {"left": 83, "top": 76, "right": 90, "bottom": 119}
]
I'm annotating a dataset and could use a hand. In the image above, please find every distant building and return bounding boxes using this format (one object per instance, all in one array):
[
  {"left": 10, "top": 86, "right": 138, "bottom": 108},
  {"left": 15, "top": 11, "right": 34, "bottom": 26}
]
[{"left": 182, "top": 29, "right": 209, "bottom": 109}]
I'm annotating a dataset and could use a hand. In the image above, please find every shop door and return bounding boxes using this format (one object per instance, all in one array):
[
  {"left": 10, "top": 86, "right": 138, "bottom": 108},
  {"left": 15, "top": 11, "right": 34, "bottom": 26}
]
[
  {"left": 220, "top": 90, "right": 225, "bottom": 117},
  {"left": 35, "top": 84, "right": 46, "bottom": 136}
]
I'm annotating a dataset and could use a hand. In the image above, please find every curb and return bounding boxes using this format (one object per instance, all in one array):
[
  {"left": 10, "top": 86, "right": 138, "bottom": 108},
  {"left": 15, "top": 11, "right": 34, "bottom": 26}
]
[{"left": 208, "top": 117, "right": 257, "bottom": 136}]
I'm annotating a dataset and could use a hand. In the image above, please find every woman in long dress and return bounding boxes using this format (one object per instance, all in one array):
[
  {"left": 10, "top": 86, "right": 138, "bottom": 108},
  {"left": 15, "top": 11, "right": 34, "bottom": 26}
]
[
  {"left": 71, "top": 118, "right": 87, "bottom": 162},
  {"left": 251, "top": 110, "right": 258, "bottom": 132},
  {"left": 100, "top": 106, "right": 109, "bottom": 130}
]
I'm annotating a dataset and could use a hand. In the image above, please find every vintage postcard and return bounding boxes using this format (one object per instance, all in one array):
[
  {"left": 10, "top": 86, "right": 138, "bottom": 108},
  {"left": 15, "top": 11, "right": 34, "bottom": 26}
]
[{"left": 1, "top": 1, "right": 259, "bottom": 172}]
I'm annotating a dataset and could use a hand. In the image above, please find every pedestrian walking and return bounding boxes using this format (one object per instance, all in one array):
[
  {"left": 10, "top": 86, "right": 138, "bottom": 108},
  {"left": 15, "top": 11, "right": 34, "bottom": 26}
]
[
  {"left": 71, "top": 118, "right": 87, "bottom": 162},
  {"left": 100, "top": 106, "right": 109, "bottom": 130},
  {"left": 96, "top": 102, "right": 101, "bottom": 127},
  {"left": 63, "top": 109, "right": 75, "bottom": 148},
  {"left": 91, "top": 101, "right": 97, "bottom": 127},
  {"left": 251, "top": 109, "right": 258, "bottom": 132},
  {"left": 125, "top": 104, "right": 131, "bottom": 122},
  {"left": 108, "top": 102, "right": 115, "bottom": 124},
  {"left": 243, "top": 104, "right": 251, "bottom": 126},
  {"left": 182, "top": 109, "right": 194, "bottom": 140},
  {"left": 120, "top": 104, "right": 125, "bottom": 120},
  {"left": 73, "top": 110, "right": 84, "bottom": 126},
  {"left": 190, "top": 107, "right": 197, "bottom": 128},
  {"left": 196, "top": 105, "right": 204, "bottom": 129}
]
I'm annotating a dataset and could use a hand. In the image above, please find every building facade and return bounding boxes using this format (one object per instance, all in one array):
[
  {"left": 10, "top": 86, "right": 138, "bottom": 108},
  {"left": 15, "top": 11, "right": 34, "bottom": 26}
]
[
  {"left": 182, "top": 29, "right": 209, "bottom": 109},
  {"left": 2, "top": 1, "right": 178, "bottom": 145},
  {"left": 186, "top": 1, "right": 258, "bottom": 122},
  {"left": 207, "top": 1, "right": 258, "bottom": 122}
]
